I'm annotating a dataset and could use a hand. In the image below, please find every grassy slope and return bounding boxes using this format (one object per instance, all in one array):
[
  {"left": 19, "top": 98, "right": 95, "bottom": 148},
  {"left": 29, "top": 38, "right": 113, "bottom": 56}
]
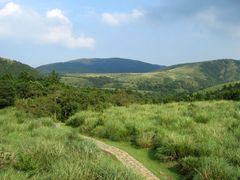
[
  {"left": 68, "top": 101, "right": 240, "bottom": 179},
  {"left": 62, "top": 59, "right": 240, "bottom": 93},
  {"left": 0, "top": 57, "right": 39, "bottom": 77},
  {"left": 0, "top": 108, "right": 142, "bottom": 179}
]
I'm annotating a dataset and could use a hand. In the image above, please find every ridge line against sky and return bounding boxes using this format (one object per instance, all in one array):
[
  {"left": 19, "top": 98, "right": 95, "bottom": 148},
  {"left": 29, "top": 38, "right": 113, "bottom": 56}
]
[{"left": 0, "top": 0, "right": 239, "bottom": 67}]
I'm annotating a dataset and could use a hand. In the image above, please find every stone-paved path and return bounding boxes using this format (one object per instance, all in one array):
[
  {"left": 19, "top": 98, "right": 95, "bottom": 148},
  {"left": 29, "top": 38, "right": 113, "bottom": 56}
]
[{"left": 81, "top": 135, "right": 172, "bottom": 180}]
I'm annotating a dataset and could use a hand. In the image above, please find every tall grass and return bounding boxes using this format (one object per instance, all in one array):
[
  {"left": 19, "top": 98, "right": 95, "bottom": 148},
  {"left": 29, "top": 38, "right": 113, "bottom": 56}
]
[
  {"left": 67, "top": 101, "right": 240, "bottom": 179},
  {"left": 0, "top": 108, "right": 142, "bottom": 179}
]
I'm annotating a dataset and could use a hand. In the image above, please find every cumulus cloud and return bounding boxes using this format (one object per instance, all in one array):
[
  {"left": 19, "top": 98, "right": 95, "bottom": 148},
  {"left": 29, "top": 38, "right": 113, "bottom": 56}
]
[
  {"left": 0, "top": 2, "right": 95, "bottom": 48},
  {"left": 0, "top": 2, "right": 21, "bottom": 16},
  {"left": 101, "top": 9, "right": 144, "bottom": 26}
]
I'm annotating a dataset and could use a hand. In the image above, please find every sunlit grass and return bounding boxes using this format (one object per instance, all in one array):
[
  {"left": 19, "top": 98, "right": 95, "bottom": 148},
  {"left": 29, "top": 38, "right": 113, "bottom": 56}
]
[
  {"left": 0, "top": 108, "right": 142, "bottom": 179},
  {"left": 68, "top": 101, "right": 240, "bottom": 179}
]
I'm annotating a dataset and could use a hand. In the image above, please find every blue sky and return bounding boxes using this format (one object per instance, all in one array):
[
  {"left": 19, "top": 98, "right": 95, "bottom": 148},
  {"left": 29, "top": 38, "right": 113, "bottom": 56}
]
[{"left": 0, "top": 0, "right": 239, "bottom": 67}]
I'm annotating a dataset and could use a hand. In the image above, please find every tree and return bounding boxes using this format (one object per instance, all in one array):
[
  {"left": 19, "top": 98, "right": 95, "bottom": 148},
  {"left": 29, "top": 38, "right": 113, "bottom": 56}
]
[
  {"left": 18, "top": 72, "right": 35, "bottom": 82},
  {"left": 45, "top": 71, "right": 60, "bottom": 85},
  {"left": 0, "top": 80, "right": 15, "bottom": 108}
]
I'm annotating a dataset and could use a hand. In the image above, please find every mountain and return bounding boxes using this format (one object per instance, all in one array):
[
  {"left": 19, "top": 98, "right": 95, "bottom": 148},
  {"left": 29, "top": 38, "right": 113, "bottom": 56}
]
[
  {"left": 37, "top": 58, "right": 165, "bottom": 74},
  {"left": 0, "top": 57, "right": 39, "bottom": 77},
  {"left": 61, "top": 59, "right": 240, "bottom": 94}
]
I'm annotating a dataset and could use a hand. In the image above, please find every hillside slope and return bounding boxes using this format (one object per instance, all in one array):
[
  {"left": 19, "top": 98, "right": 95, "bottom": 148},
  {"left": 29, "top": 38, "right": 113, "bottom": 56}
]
[
  {"left": 196, "top": 80, "right": 240, "bottom": 94},
  {"left": 0, "top": 108, "right": 141, "bottom": 179},
  {"left": 0, "top": 57, "right": 39, "bottom": 77},
  {"left": 62, "top": 59, "right": 240, "bottom": 94},
  {"left": 191, "top": 80, "right": 240, "bottom": 100},
  {"left": 37, "top": 58, "right": 165, "bottom": 73}
]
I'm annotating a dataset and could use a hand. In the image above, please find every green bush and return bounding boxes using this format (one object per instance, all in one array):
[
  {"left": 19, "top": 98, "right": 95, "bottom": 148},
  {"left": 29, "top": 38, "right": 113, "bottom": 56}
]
[
  {"left": 66, "top": 115, "right": 85, "bottom": 128},
  {"left": 104, "top": 121, "right": 129, "bottom": 141},
  {"left": 0, "top": 80, "right": 15, "bottom": 108},
  {"left": 153, "top": 132, "right": 197, "bottom": 161},
  {"left": 40, "top": 117, "right": 55, "bottom": 127},
  {"left": 178, "top": 156, "right": 199, "bottom": 179},
  {"left": 179, "top": 156, "right": 240, "bottom": 180},
  {"left": 196, "top": 157, "right": 239, "bottom": 180},
  {"left": 92, "top": 126, "right": 107, "bottom": 138},
  {"left": 132, "top": 131, "right": 155, "bottom": 148}
]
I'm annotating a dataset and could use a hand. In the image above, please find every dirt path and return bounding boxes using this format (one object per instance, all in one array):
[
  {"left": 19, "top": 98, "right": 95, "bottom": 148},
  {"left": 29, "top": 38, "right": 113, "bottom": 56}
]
[{"left": 81, "top": 135, "right": 171, "bottom": 180}]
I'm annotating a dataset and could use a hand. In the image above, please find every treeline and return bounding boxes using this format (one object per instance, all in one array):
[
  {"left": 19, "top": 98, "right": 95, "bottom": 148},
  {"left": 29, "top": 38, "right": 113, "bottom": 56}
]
[
  {"left": 158, "top": 82, "right": 240, "bottom": 103},
  {"left": 1, "top": 71, "right": 239, "bottom": 121},
  {"left": 0, "top": 71, "right": 156, "bottom": 121},
  {"left": 192, "top": 83, "right": 240, "bottom": 101}
]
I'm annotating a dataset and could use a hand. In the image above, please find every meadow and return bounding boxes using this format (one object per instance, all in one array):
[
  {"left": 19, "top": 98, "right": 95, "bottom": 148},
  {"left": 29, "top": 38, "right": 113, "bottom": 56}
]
[
  {"left": 0, "top": 108, "right": 142, "bottom": 179},
  {"left": 67, "top": 101, "right": 240, "bottom": 179}
]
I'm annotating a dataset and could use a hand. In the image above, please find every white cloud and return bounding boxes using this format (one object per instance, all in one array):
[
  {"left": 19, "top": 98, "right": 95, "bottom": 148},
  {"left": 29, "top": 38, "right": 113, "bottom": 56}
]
[
  {"left": 0, "top": 2, "right": 95, "bottom": 49},
  {"left": 46, "top": 9, "right": 70, "bottom": 24},
  {"left": 0, "top": 2, "right": 21, "bottom": 16},
  {"left": 102, "top": 13, "right": 120, "bottom": 26},
  {"left": 101, "top": 9, "right": 144, "bottom": 26}
]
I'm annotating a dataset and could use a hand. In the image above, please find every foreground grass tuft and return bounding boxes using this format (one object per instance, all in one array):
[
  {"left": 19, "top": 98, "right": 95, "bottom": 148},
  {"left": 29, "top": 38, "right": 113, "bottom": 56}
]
[{"left": 0, "top": 108, "right": 142, "bottom": 180}]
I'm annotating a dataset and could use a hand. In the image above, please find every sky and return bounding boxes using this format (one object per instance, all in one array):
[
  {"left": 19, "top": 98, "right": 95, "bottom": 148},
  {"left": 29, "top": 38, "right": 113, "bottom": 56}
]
[{"left": 0, "top": 0, "right": 239, "bottom": 67}]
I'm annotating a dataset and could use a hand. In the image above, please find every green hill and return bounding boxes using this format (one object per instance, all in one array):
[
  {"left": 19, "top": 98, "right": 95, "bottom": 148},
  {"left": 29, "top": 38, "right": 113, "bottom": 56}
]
[
  {"left": 0, "top": 57, "right": 39, "bottom": 77},
  {"left": 37, "top": 58, "right": 165, "bottom": 74},
  {"left": 196, "top": 80, "right": 240, "bottom": 94},
  {"left": 191, "top": 80, "right": 240, "bottom": 100},
  {"left": 62, "top": 59, "right": 240, "bottom": 95}
]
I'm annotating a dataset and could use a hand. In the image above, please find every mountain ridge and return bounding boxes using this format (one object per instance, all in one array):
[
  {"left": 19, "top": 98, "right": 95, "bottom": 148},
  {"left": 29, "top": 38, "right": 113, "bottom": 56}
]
[
  {"left": 37, "top": 58, "right": 165, "bottom": 74},
  {"left": 0, "top": 57, "right": 39, "bottom": 77}
]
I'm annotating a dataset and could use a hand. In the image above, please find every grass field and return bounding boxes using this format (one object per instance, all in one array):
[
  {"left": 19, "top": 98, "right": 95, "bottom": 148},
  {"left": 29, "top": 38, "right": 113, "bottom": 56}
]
[
  {"left": 67, "top": 101, "right": 240, "bottom": 179},
  {"left": 0, "top": 108, "right": 142, "bottom": 179}
]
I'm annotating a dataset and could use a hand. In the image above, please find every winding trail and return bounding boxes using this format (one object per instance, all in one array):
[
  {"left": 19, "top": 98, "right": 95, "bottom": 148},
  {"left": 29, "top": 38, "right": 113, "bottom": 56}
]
[{"left": 81, "top": 135, "right": 171, "bottom": 180}]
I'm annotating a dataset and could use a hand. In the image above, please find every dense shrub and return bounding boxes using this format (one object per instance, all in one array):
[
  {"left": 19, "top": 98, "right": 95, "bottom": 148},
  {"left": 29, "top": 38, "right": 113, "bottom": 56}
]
[
  {"left": 66, "top": 115, "right": 85, "bottom": 128},
  {"left": 104, "top": 121, "right": 129, "bottom": 141},
  {"left": 132, "top": 131, "right": 155, "bottom": 148},
  {"left": 0, "top": 80, "right": 15, "bottom": 108},
  {"left": 16, "top": 96, "right": 59, "bottom": 118}
]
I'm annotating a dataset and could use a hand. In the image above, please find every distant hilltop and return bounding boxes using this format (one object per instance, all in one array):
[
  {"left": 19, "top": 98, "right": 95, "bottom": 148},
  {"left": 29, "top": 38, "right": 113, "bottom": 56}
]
[
  {"left": 0, "top": 57, "right": 39, "bottom": 77},
  {"left": 37, "top": 58, "right": 165, "bottom": 74}
]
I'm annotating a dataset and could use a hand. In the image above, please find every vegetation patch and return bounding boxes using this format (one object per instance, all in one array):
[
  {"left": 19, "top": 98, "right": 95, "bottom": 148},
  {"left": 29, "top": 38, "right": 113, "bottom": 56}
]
[
  {"left": 0, "top": 108, "right": 142, "bottom": 179},
  {"left": 68, "top": 101, "right": 240, "bottom": 179}
]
